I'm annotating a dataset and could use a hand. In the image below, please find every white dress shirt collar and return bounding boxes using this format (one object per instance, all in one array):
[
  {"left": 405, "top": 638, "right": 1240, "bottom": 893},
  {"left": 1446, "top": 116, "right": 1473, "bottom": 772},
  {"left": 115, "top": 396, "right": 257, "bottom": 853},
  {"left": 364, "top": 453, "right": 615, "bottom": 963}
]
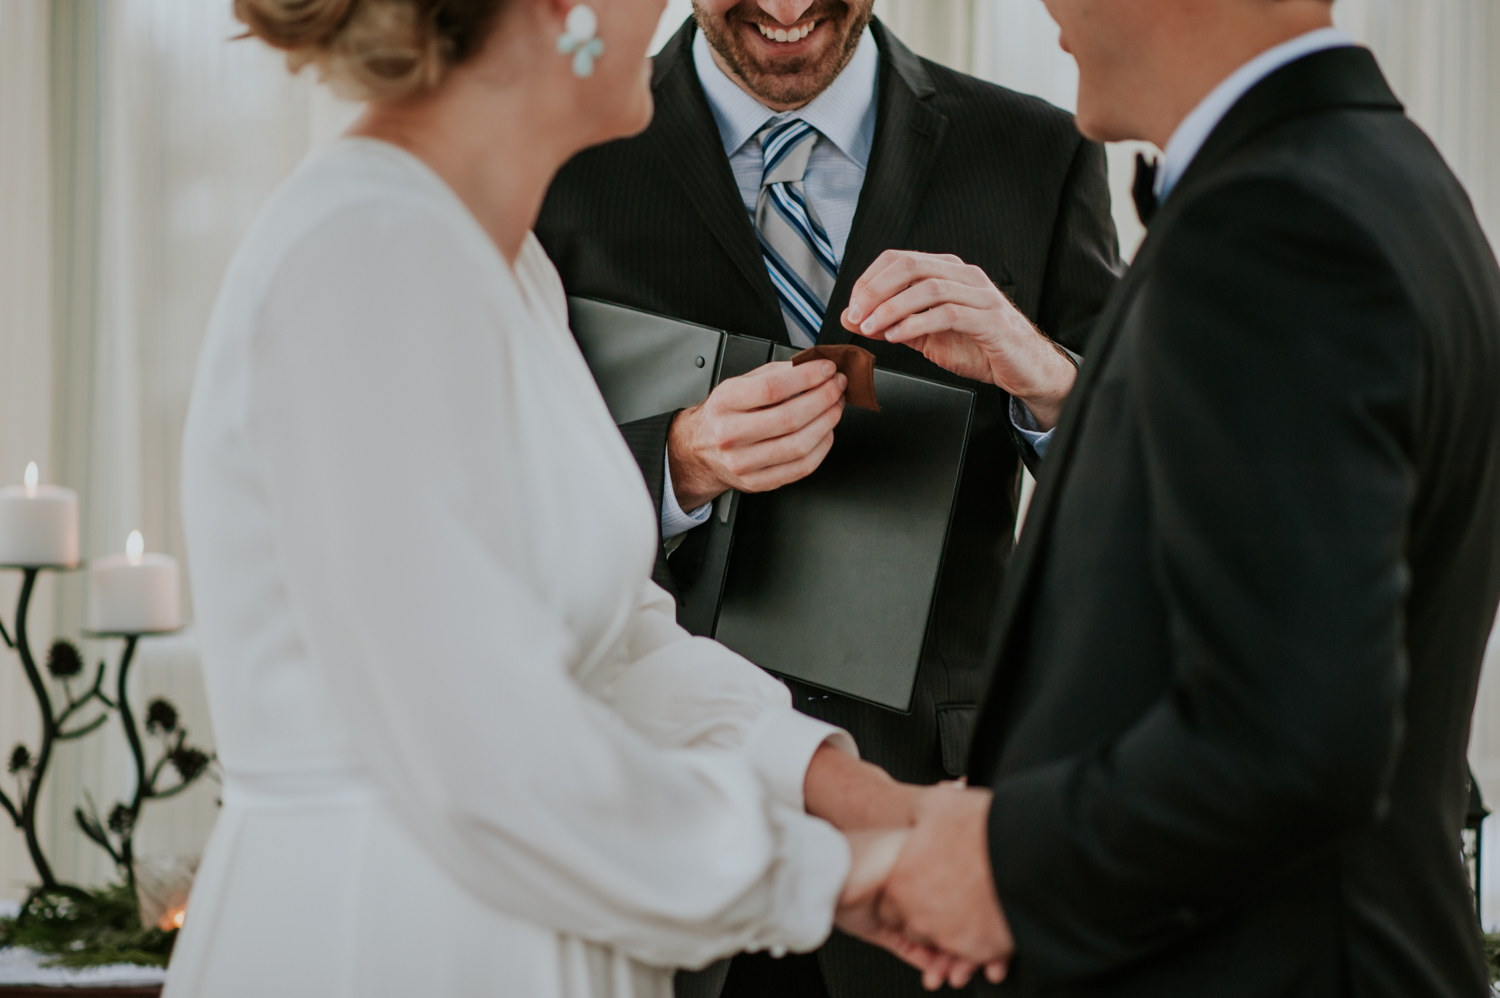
[
  {"left": 1155, "top": 26, "right": 1354, "bottom": 202},
  {"left": 693, "top": 25, "right": 879, "bottom": 168}
]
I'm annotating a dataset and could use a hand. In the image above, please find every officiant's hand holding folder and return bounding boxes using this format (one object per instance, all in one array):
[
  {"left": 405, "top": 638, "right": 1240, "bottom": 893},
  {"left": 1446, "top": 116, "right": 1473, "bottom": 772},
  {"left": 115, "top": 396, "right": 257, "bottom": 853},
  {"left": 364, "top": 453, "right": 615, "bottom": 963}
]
[{"left": 570, "top": 296, "right": 975, "bottom": 714}]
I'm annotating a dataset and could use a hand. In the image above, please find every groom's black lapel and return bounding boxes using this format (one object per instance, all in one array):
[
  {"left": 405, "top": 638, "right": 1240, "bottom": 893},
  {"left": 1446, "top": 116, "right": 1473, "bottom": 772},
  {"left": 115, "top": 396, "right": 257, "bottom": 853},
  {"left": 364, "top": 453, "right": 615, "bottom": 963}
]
[{"left": 646, "top": 22, "right": 786, "bottom": 340}]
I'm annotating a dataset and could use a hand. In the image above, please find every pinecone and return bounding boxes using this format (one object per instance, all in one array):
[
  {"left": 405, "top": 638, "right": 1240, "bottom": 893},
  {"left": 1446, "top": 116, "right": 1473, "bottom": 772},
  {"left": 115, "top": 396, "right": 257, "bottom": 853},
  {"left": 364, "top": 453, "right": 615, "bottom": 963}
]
[
  {"left": 107, "top": 803, "right": 135, "bottom": 837},
  {"left": 46, "top": 640, "right": 83, "bottom": 679},
  {"left": 144, "top": 699, "right": 179, "bottom": 735},
  {"left": 169, "top": 747, "right": 210, "bottom": 783}
]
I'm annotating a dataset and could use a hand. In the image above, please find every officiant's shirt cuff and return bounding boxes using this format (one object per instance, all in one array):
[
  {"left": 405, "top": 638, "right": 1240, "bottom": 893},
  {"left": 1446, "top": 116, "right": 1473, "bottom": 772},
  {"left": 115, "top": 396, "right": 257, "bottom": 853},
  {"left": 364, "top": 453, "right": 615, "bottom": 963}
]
[
  {"left": 661, "top": 444, "right": 714, "bottom": 538},
  {"left": 745, "top": 706, "right": 858, "bottom": 813},
  {"left": 1010, "top": 395, "right": 1056, "bottom": 459}
]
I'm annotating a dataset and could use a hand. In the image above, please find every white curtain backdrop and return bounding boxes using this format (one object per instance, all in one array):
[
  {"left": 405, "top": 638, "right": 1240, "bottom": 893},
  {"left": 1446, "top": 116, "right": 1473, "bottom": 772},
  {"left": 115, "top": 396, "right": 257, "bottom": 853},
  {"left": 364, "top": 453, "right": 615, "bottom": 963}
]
[
  {"left": 0, "top": 0, "right": 59, "bottom": 903},
  {"left": 0, "top": 0, "right": 359, "bottom": 898},
  {"left": 1, "top": 0, "right": 1495, "bottom": 931}
]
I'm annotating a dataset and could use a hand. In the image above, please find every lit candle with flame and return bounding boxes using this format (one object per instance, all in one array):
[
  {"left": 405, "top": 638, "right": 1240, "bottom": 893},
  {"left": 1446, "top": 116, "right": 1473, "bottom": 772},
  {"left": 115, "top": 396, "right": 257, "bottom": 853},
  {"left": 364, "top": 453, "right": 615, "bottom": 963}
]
[
  {"left": 0, "top": 463, "right": 80, "bottom": 567},
  {"left": 88, "top": 530, "right": 181, "bottom": 634}
]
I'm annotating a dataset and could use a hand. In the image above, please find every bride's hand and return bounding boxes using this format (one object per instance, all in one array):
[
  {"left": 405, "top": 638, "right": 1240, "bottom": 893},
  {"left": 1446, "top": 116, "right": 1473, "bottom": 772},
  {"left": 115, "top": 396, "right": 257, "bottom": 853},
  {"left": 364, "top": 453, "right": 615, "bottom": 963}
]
[{"left": 840, "top": 249, "right": 1077, "bottom": 430}]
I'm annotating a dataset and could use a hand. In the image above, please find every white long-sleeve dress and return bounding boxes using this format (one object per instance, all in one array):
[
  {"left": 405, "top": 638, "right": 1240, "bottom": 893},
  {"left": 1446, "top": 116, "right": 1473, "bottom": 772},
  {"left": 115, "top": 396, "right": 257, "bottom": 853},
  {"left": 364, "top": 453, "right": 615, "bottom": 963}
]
[{"left": 167, "top": 138, "right": 853, "bottom": 998}]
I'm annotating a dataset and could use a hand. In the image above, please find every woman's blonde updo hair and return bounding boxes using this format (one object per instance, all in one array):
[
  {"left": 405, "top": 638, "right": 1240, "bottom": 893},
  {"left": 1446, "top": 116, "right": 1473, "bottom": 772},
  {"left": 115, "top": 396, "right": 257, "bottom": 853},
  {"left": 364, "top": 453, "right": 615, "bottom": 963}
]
[{"left": 235, "top": 0, "right": 506, "bottom": 101}]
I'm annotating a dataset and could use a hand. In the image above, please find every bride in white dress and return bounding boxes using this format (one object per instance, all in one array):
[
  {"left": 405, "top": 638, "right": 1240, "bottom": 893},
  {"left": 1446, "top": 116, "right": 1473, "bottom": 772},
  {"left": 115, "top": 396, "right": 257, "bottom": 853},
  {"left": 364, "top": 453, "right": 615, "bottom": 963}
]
[{"left": 166, "top": 0, "right": 933, "bottom": 995}]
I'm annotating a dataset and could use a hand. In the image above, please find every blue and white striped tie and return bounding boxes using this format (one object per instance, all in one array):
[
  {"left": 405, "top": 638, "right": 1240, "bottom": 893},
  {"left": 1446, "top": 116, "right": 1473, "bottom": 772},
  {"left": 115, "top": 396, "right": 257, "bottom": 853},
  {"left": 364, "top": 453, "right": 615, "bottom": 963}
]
[{"left": 755, "top": 118, "right": 838, "bottom": 347}]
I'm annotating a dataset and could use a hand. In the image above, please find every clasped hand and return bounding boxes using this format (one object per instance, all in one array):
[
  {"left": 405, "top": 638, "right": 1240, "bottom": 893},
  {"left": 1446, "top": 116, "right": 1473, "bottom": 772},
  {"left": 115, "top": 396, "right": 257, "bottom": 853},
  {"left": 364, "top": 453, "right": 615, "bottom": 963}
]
[
  {"left": 836, "top": 786, "right": 1013, "bottom": 991},
  {"left": 804, "top": 746, "right": 1012, "bottom": 990}
]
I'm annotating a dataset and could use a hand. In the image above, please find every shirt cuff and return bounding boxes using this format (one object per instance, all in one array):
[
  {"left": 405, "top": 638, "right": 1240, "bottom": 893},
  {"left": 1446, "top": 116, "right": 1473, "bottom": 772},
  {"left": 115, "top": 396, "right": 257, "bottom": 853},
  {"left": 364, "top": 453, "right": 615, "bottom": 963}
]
[
  {"left": 661, "top": 443, "right": 714, "bottom": 539},
  {"left": 1010, "top": 395, "right": 1056, "bottom": 460},
  {"left": 743, "top": 705, "right": 858, "bottom": 813}
]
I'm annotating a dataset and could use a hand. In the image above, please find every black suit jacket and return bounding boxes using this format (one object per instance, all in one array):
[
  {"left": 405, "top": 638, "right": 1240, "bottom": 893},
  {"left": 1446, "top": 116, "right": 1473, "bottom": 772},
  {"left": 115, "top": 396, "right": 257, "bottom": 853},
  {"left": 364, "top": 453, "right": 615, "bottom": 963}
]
[
  {"left": 538, "top": 17, "right": 1118, "bottom": 780},
  {"left": 969, "top": 48, "right": 1500, "bottom": 997}
]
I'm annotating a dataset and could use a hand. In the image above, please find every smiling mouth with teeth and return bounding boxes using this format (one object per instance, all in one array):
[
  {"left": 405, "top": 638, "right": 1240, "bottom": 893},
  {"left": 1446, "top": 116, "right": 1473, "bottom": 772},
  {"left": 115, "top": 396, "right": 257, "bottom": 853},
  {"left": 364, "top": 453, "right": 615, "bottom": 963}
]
[{"left": 755, "top": 20, "right": 818, "bottom": 43}]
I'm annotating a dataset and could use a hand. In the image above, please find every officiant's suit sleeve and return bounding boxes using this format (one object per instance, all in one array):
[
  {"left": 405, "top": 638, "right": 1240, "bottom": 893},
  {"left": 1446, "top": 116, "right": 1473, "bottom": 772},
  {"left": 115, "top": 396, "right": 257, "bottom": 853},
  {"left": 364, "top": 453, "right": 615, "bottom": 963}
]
[
  {"left": 985, "top": 179, "right": 1419, "bottom": 984},
  {"left": 249, "top": 201, "right": 850, "bottom": 971}
]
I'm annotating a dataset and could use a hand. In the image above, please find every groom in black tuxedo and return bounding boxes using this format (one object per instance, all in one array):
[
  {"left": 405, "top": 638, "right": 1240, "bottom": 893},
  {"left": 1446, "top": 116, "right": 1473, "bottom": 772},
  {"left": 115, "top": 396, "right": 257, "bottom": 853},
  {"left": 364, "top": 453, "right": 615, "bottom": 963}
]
[
  {"left": 849, "top": 0, "right": 1500, "bottom": 995},
  {"left": 537, "top": 3, "right": 1119, "bottom": 996}
]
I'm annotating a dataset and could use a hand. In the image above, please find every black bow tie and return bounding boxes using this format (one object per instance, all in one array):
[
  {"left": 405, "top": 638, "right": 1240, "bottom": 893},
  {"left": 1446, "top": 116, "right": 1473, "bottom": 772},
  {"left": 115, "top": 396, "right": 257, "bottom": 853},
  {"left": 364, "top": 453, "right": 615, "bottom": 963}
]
[{"left": 1132, "top": 153, "right": 1159, "bottom": 226}]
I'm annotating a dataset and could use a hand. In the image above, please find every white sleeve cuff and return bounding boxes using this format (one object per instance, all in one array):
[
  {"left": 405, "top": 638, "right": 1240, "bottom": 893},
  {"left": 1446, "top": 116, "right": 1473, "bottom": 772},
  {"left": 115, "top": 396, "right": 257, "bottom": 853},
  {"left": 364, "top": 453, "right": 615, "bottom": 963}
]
[
  {"left": 743, "top": 705, "right": 858, "bottom": 812},
  {"left": 1010, "top": 395, "right": 1056, "bottom": 459},
  {"left": 661, "top": 443, "right": 714, "bottom": 539},
  {"left": 757, "top": 805, "right": 850, "bottom": 955}
]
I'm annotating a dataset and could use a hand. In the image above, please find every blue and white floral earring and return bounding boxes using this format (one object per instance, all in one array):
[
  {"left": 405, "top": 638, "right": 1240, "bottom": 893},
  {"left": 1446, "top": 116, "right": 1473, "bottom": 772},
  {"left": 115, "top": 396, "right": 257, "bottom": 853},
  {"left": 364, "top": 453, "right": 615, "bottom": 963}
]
[{"left": 557, "top": 5, "right": 604, "bottom": 78}]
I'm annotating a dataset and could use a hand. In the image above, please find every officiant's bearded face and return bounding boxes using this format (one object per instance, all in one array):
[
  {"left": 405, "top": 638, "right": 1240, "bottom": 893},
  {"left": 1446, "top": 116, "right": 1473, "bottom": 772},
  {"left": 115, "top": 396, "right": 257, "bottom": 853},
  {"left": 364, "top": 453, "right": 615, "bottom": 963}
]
[{"left": 693, "top": 0, "right": 874, "bottom": 110}]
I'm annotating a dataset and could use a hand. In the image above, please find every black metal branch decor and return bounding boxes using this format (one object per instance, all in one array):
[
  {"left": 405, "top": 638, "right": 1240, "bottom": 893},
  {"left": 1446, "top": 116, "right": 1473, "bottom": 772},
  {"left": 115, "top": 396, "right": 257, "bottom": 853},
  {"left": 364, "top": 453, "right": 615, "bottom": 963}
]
[
  {"left": 74, "top": 633, "right": 214, "bottom": 892},
  {"left": 0, "top": 567, "right": 103, "bottom": 902},
  {"left": 1, "top": 565, "right": 213, "bottom": 912}
]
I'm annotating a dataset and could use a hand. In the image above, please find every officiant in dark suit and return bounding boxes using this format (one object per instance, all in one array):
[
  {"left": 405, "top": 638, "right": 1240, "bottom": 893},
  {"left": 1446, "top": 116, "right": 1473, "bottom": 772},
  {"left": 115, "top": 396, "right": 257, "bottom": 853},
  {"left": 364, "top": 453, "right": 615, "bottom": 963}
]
[
  {"left": 536, "top": 2, "right": 1119, "bottom": 995},
  {"left": 847, "top": 1, "right": 1500, "bottom": 995}
]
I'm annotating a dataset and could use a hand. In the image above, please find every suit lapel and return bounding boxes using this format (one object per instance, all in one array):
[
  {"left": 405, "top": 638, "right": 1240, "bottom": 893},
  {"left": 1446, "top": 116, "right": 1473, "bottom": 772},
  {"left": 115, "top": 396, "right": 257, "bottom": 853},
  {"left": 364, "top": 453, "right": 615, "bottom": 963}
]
[
  {"left": 646, "top": 21, "right": 786, "bottom": 341},
  {"left": 818, "top": 21, "right": 948, "bottom": 345},
  {"left": 966, "top": 46, "right": 1408, "bottom": 781}
]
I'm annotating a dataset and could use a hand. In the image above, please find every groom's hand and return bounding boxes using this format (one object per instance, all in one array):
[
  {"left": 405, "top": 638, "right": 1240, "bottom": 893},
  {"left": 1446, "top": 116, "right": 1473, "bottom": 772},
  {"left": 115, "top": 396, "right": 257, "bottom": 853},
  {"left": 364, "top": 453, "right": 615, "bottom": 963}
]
[
  {"left": 667, "top": 361, "right": 847, "bottom": 510},
  {"left": 877, "top": 785, "right": 1013, "bottom": 987},
  {"left": 841, "top": 250, "right": 1076, "bottom": 429}
]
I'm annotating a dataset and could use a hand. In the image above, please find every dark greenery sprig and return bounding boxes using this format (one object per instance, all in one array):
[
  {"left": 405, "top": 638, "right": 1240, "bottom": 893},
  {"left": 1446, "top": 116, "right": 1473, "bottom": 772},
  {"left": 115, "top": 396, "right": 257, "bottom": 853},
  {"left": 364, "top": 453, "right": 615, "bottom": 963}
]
[{"left": 0, "top": 879, "right": 175, "bottom": 968}]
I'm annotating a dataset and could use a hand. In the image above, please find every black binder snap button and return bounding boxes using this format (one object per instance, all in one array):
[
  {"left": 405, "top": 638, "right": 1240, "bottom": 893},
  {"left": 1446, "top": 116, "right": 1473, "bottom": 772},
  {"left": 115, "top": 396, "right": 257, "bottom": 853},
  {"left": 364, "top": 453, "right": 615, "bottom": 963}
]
[{"left": 695, "top": 356, "right": 706, "bottom": 368}]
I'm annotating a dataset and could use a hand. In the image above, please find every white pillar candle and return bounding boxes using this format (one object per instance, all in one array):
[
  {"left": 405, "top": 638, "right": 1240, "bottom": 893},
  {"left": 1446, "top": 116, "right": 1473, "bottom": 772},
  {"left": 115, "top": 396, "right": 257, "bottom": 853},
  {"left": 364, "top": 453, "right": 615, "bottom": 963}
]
[
  {"left": 0, "top": 463, "right": 80, "bottom": 568},
  {"left": 89, "top": 531, "right": 181, "bottom": 634}
]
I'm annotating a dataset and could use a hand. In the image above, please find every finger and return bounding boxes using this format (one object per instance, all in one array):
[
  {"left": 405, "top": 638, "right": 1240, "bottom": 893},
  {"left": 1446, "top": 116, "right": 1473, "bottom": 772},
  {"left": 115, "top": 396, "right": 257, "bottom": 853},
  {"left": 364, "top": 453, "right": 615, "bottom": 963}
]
[
  {"left": 715, "top": 374, "right": 846, "bottom": 453},
  {"left": 735, "top": 426, "right": 837, "bottom": 493},
  {"left": 847, "top": 253, "right": 992, "bottom": 326},
  {"left": 845, "top": 248, "right": 909, "bottom": 308},
  {"left": 857, "top": 279, "right": 1000, "bottom": 340},
  {"left": 947, "top": 958, "right": 979, "bottom": 990},
  {"left": 714, "top": 360, "right": 836, "bottom": 413},
  {"left": 922, "top": 952, "right": 958, "bottom": 992},
  {"left": 724, "top": 388, "right": 846, "bottom": 475},
  {"left": 879, "top": 305, "right": 990, "bottom": 347},
  {"left": 986, "top": 959, "right": 1008, "bottom": 984},
  {"left": 844, "top": 249, "right": 937, "bottom": 329}
]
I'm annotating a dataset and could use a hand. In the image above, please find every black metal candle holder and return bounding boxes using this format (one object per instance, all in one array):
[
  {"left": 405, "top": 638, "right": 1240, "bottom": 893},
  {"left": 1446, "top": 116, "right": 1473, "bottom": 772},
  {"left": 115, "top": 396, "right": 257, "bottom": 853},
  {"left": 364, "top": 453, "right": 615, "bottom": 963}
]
[
  {"left": 1, "top": 563, "right": 213, "bottom": 912},
  {"left": 76, "top": 626, "right": 211, "bottom": 895},
  {"left": 0, "top": 565, "right": 99, "bottom": 903}
]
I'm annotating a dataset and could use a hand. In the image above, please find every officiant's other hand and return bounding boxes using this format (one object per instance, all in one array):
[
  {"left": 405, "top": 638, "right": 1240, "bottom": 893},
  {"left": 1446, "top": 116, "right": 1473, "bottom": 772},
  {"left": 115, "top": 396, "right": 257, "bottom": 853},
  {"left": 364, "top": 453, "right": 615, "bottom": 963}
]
[
  {"left": 875, "top": 785, "right": 1013, "bottom": 989},
  {"left": 667, "top": 361, "right": 847, "bottom": 511},
  {"left": 836, "top": 827, "right": 999, "bottom": 991},
  {"left": 841, "top": 250, "right": 1076, "bottom": 430}
]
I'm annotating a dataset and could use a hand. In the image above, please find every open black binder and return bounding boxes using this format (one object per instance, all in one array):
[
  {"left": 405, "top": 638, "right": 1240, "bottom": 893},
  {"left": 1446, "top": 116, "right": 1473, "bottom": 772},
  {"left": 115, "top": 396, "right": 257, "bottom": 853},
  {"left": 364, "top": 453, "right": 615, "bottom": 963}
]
[{"left": 570, "top": 297, "right": 974, "bottom": 712}]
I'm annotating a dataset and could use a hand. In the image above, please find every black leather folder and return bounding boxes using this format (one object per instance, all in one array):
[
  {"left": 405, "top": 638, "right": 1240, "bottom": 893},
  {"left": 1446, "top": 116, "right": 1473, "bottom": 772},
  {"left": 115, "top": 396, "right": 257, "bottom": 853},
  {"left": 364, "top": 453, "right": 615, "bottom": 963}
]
[{"left": 569, "top": 297, "right": 974, "bottom": 712}]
